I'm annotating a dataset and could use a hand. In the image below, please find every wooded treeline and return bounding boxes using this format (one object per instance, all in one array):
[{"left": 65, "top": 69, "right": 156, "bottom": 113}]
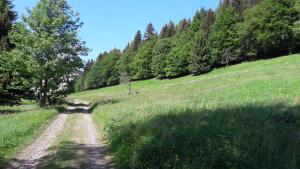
[{"left": 76, "top": 0, "right": 300, "bottom": 92}]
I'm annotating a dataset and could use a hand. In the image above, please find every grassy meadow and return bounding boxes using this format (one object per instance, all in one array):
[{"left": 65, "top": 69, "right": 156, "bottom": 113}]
[
  {"left": 0, "top": 102, "right": 59, "bottom": 167},
  {"left": 70, "top": 54, "right": 300, "bottom": 169}
]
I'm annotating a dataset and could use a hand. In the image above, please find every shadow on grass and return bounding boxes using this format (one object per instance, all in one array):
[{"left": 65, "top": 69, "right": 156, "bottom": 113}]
[
  {"left": 108, "top": 103, "right": 300, "bottom": 169},
  {"left": 90, "top": 99, "right": 120, "bottom": 113},
  {"left": 8, "top": 141, "right": 114, "bottom": 169},
  {"left": 0, "top": 109, "right": 22, "bottom": 115},
  {"left": 66, "top": 102, "right": 90, "bottom": 107},
  {"left": 0, "top": 156, "right": 9, "bottom": 169}
]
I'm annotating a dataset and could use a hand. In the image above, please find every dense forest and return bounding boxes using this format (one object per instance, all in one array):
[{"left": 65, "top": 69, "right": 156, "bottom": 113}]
[{"left": 75, "top": 0, "right": 300, "bottom": 92}]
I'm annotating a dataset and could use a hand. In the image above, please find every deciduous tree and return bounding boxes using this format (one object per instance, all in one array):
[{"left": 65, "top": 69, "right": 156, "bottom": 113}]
[{"left": 10, "top": 0, "right": 88, "bottom": 107}]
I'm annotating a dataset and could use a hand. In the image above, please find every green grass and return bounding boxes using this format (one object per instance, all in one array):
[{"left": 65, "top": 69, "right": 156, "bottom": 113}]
[
  {"left": 0, "top": 103, "right": 59, "bottom": 167},
  {"left": 70, "top": 54, "right": 300, "bottom": 169},
  {"left": 37, "top": 114, "right": 85, "bottom": 169}
]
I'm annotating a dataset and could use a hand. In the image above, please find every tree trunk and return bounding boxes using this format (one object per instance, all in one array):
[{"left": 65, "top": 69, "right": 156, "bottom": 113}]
[
  {"left": 39, "top": 78, "right": 48, "bottom": 107},
  {"left": 128, "top": 79, "right": 132, "bottom": 95}
]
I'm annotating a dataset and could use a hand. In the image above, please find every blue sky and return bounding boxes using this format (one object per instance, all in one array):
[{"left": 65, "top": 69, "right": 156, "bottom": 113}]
[{"left": 14, "top": 0, "right": 219, "bottom": 61}]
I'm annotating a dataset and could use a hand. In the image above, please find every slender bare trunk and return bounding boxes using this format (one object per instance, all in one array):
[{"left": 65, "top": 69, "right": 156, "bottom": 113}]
[
  {"left": 128, "top": 79, "right": 132, "bottom": 95},
  {"left": 39, "top": 78, "right": 48, "bottom": 107}
]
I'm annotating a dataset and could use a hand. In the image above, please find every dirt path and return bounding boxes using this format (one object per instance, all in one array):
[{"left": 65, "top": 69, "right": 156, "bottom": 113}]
[
  {"left": 8, "top": 100, "right": 114, "bottom": 169},
  {"left": 8, "top": 113, "right": 69, "bottom": 169}
]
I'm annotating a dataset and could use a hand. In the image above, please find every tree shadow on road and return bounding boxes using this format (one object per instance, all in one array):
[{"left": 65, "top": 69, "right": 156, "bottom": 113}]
[{"left": 9, "top": 141, "right": 115, "bottom": 169}]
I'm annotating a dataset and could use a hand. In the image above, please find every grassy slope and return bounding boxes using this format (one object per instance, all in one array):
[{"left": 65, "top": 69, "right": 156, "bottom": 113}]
[
  {"left": 70, "top": 54, "right": 300, "bottom": 169},
  {"left": 0, "top": 104, "right": 58, "bottom": 167}
]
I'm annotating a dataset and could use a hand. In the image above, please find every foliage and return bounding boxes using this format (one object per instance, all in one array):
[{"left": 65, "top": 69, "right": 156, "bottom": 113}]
[
  {"left": 144, "top": 22, "right": 156, "bottom": 41},
  {"left": 239, "top": 0, "right": 298, "bottom": 58},
  {"left": 0, "top": 0, "right": 16, "bottom": 51},
  {"left": 189, "top": 31, "right": 212, "bottom": 74},
  {"left": 10, "top": 0, "right": 88, "bottom": 106},
  {"left": 118, "top": 48, "right": 135, "bottom": 95},
  {"left": 292, "top": 0, "right": 300, "bottom": 52},
  {"left": 0, "top": 51, "right": 33, "bottom": 104},
  {"left": 164, "top": 32, "right": 193, "bottom": 78},
  {"left": 209, "top": 5, "right": 240, "bottom": 66},
  {"left": 160, "top": 21, "right": 176, "bottom": 38},
  {"left": 85, "top": 49, "right": 121, "bottom": 90},
  {"left": 176, "top": 19, "right": 191, "bottom": 33},
  {"left": 151, "top": 38, "right": 173, "bottom": 79},
  {"left": 132, "top": 31, "right": 142, "bottom": 51},
  {"left": 132, "top": 37, "right": 157, "bottom": 80}
]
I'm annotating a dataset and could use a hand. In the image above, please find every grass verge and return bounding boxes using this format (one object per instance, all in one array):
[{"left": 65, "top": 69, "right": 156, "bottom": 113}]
[
  {"left": 0, "top": 105, "right": 59, "bottom": 167},
  {"left": 71, "top": 54, "right": 300, "bottom": 169}
]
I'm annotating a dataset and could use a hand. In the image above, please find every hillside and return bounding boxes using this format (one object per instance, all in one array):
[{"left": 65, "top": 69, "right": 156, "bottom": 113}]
[{"left": 70, "top": 54, "right": 300, "bottom": 169}]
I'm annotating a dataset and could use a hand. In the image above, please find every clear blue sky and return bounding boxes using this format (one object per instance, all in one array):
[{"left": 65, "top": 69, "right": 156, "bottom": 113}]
[{"left": 13, "top": 0, "right": 219, "bottom": 61}]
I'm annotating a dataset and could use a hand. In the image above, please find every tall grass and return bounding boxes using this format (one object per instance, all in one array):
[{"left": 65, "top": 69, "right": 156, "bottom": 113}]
[
  {"left": 71, "top": 54, "right": 300, "bottom": 169},
  {"left": 0, "top": 105, "right": 58, "bottom": 167}
]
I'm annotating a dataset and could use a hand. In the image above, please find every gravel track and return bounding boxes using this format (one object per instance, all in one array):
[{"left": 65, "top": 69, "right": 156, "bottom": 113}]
[
  {"left": 8, "top": 100, "right": 114, "bottom": 169},
  {"left": 8, "top": 113, "right": 69, "bottom": 169}
]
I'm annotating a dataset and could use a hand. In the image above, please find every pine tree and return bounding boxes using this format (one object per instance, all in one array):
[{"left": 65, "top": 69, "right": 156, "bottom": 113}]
[
  {"left": 177, "top": 19, "right": 190, "bottom": 32},
  {"left": 166, "top": 21, "right": 176, "bottom": 37},
  {"left": 144, "top": 22, "right": 156, "bottom": 40},
  {"left": 132, "top": 30, "right": 142, "bottom": 51},
  {"left": 0, "top": 0, "right": 22, "bottom": 104},
  {"left": 84, "top": 59, "right": 94, "bottom": 72},
  {"left": 160, "top": 24, "right": 168, "bottom": 38},
  {"left": 160, "top": 21, "right": 176, "bottom": 38},
  {"left": 202, "top": 9, "right": 215, "bottom": 35},
  {"left": 0, "top": 0, "right": 16, "bottom": 51}
]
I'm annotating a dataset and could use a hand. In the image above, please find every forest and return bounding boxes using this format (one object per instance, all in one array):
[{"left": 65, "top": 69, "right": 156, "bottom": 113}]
[{"left": 75, "top": 0, "right": 300, "bottom": 92}]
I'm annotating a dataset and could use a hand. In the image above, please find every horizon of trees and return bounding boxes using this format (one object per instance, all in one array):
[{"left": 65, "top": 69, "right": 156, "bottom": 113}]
[{"left": 75, "top": 0, "right": 300, "bottom": 92}]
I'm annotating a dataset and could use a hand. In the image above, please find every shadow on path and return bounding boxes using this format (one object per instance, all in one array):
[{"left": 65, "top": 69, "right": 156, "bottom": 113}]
[{"left": 9, "top": 141, "right": 114, "bottom": 169}]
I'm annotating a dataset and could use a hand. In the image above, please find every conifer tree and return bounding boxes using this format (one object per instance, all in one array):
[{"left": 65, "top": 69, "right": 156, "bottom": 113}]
[
  {"left": 160, "top": 24, "right": 168, "bottom": 38},
  {"left": 144, "top": 22, "right": 156, "bottom": 40},
  {"left": 166, "top": 21, "right": 176, "bottom": 37},
  {"left": 0, "top": 0, "right": 16, "bottom": 51},
  {"left": 177, "top": 19, "right": 190, "bottom": 32},
  {"left": 160, "top": 21, "right": 176, "bottom": 38},
  {"left": 132, "top": 30, "right": 142, "bottom": 51},
  {"left": 202, "top": 9, "right": 215, "bottom": 35}
]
